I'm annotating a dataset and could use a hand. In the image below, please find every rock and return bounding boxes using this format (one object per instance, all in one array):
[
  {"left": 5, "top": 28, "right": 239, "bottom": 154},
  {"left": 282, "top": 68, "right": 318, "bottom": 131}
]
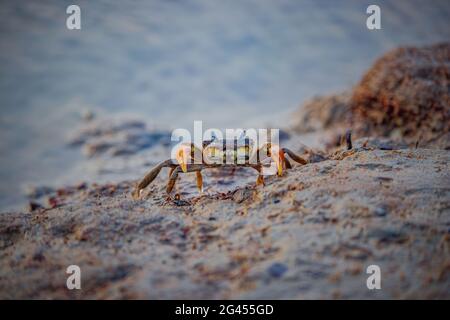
[
  {"left": 267, "top": 263, "right": 288, "bottom": 278},
  {"left": 291, "top": 92, "right": 351, "bottom": 134},
  {"left": 291, "top": 43, "right": 450, "bottom": 150},
  {"left": 373, "top": 205, "right": 389, "bottom": 217},
  {"left": 351, "top": 43, "right": 450, "bottom": 148}
]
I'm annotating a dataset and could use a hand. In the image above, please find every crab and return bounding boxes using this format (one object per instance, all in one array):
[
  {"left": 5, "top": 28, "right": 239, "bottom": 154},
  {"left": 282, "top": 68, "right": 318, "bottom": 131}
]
[{"left": 131, "top": 134, "right": 307, "bottom": 199}]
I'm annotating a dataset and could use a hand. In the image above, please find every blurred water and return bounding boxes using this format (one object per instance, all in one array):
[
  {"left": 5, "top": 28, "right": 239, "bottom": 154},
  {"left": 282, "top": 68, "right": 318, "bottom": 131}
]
[{"left": 0, "top": 0, "right": 449, "bottom": 211}]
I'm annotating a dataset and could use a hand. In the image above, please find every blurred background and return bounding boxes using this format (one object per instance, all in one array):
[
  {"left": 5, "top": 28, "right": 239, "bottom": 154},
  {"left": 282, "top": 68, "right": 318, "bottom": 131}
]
[{"left": 0, "top": 0, "right": 449, "bottom": 211}]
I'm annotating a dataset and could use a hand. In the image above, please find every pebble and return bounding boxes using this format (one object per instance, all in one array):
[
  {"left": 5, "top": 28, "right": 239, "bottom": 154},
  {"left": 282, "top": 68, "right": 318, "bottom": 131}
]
[
  {"left": 267, "top": 263, "right": 288, "bottom": 278},
  {"left": 374, "top": 206, "right": 389, "bottom": 217}
]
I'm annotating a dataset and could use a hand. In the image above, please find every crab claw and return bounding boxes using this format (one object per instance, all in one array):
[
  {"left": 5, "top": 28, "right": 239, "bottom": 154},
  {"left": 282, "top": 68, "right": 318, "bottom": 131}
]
[
  {"left": 175, "top": 144, "right": 190, "bottom": 173},
  {"left": 270, "top": 144, "right": 284, "bottom": 176}
]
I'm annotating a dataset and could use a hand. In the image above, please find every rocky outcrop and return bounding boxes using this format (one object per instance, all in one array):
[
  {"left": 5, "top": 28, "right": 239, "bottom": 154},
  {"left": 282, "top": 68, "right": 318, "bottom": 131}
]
[
  {"left": 291, "top": 43, "right": 450, "bottom": 150},
  {"left": 291, "top": 92, "right": 351, "bottom": 134},
  {"left": 351, "top": 43, "right": 450, "bottom": 148}
]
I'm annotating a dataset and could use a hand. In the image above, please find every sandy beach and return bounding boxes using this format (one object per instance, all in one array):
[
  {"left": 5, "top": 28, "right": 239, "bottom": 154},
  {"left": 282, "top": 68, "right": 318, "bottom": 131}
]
[
  {"left": 1, "top": 42, "right": 449, "bottom": 299},
  {"left": 0, "top": 1, "right": 449, "bottom": 300}
]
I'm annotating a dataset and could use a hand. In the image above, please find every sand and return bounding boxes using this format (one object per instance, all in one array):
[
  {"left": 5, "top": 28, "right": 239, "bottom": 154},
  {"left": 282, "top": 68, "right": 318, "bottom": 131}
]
[
  {"left": 1, "top": 42, "right": 449, "bottom": 299},
  {"left": 1, "top": 145, "right": 449, "bottom": 299}
]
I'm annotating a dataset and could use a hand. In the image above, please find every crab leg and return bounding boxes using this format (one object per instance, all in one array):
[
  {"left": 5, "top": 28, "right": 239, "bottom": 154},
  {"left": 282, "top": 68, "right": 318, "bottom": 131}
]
[
  {"left": 256, "top": 166, "right": 265, "bottom": 186},
  {"left": 168, "top": 166, "right": 175, "bottom": 178},
  {"left": 284, "top": 156, "right": 292, "bottom": 169},
  {"left": 166, "top": 167, "right": 181, "bottom": 194},
  {"left": 244, "top": 163, "right": 264, "bottom": 186},
  {"left": 196, "top": 171, "right": 203, "bottom": 193},
  {"left": 271, "top": 145, "right": 284, "bottom": 176},
  {"left": 282, "top": 148, "right": 307, "bottom": 165},
  {"left": 132, "top": 159, "right": 175, "bottom": 199},
  {"left": 166, "top": 164, "right": 205, "bottom": 194}
]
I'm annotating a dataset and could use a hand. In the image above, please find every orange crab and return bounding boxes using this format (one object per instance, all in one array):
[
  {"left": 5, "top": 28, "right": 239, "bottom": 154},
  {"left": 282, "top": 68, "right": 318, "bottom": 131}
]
[{"left": 132, "top": 134, "right": 307, "bottom": 199}]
